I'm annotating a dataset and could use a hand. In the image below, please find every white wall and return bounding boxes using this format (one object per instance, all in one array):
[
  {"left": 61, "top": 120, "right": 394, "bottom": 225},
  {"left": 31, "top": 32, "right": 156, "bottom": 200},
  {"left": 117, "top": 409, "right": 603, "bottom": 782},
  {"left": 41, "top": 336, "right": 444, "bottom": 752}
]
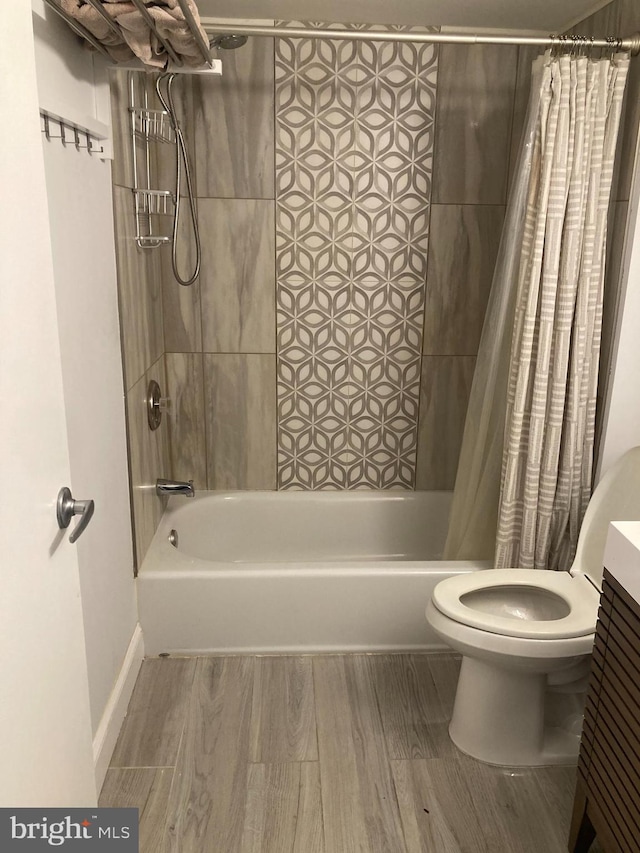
[
  {"left": 199, "top": 0, "right": 610, "bottom": 31},
  {"left": 32, "top": 1, "right": 140, "bottom": 779}
]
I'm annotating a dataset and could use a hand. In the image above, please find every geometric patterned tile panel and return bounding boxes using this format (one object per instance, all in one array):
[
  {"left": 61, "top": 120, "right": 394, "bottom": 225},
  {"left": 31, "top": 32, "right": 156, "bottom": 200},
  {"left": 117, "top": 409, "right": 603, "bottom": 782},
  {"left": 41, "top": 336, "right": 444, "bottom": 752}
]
[{"left": 275, "top": 24, "right": 438, "bottom": 488}]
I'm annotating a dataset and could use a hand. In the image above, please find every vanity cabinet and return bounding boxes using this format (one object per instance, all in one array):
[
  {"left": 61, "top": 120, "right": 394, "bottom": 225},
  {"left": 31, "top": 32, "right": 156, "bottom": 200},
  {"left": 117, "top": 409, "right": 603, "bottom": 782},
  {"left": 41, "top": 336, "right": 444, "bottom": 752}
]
[{"left": 569, "top": 567, "right": 640, "bottom": 853}]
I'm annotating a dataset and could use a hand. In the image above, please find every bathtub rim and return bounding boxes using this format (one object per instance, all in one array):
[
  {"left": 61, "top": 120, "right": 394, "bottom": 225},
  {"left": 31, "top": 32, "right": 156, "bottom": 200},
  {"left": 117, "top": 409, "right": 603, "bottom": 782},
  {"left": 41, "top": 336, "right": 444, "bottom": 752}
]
[
  {"left": 142, "top": 488, "right": 466, "bottom": 572},
  {"left": 140, "top": 553, "right": 493, "bottom": 578}
]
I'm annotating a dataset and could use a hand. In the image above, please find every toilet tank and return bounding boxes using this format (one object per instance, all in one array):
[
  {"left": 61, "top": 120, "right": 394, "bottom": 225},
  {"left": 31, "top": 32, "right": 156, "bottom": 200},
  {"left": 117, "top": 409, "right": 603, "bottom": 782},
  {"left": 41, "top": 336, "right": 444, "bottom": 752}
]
[{"left": 571, "top": 446, "right": 640, "bottom": 589}]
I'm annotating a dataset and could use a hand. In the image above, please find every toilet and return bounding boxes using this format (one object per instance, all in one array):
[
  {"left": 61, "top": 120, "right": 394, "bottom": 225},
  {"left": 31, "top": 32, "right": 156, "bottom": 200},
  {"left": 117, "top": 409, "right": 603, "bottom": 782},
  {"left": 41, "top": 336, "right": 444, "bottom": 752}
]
[{"left": 426, "top": 446, "right": 640, "bottom": 766}]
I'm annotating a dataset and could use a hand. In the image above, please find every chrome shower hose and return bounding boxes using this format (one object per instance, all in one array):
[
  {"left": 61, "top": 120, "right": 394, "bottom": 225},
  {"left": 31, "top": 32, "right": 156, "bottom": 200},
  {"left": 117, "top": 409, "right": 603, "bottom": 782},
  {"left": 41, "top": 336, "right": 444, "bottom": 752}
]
[{"left": 155, "top": 73, "right": 201, "bottom": 287}]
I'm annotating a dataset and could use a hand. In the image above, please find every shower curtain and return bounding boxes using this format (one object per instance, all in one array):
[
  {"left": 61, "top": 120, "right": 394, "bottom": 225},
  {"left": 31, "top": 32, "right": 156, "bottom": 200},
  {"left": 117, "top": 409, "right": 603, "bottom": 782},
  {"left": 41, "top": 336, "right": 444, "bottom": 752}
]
[{"left": 444, "top": 51, "right": 630, "bottom": 571}]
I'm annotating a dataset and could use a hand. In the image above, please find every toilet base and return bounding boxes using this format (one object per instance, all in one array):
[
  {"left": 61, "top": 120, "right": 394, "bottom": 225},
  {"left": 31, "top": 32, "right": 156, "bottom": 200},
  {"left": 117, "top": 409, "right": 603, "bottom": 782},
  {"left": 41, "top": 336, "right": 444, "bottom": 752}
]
[{"left": 449, "top": 656, "right": 583, "bottom": 766}]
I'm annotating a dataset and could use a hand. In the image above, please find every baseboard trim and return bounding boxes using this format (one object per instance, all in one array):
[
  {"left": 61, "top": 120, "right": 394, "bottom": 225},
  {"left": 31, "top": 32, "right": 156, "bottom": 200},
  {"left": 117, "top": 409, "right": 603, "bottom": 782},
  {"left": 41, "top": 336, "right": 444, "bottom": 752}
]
[{"left": 93, "top": 623, "right": 145, "bottom": 793}]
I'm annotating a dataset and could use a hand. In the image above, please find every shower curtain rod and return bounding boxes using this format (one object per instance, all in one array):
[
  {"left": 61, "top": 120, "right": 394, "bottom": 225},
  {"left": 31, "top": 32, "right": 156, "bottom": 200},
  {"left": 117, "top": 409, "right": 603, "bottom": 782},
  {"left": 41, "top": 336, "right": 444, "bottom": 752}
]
[
  {"left": 203, "top": 22, "right": 640, "bottom": 56},
  {"left": 42, "top": 0, "right": 640, "bottom": 63}
]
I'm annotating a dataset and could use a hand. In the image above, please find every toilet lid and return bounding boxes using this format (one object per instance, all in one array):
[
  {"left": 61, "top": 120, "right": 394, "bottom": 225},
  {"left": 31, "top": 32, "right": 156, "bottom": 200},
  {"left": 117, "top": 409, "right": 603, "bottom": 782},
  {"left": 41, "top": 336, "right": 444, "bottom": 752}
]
[{"left": 431, "top": 569, "right": 600, "bottom": 639}]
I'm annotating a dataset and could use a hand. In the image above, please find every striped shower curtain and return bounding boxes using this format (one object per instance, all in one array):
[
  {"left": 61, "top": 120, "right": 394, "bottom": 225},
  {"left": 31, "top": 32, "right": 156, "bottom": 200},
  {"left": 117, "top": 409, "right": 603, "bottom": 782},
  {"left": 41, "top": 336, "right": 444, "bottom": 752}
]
[
  {"left": 443, "top": 51, "right": 629, "bottom": 570},
  {"left": 495, "top": 53, "right": 629, "bottom": 571}
]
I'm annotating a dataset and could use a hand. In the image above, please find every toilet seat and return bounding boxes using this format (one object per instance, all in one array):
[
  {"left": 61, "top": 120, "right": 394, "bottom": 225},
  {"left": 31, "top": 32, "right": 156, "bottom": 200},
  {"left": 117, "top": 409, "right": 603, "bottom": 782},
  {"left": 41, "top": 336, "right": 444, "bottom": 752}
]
[{"left": 431, "top": 569, "right": 600, "bottom": 640}]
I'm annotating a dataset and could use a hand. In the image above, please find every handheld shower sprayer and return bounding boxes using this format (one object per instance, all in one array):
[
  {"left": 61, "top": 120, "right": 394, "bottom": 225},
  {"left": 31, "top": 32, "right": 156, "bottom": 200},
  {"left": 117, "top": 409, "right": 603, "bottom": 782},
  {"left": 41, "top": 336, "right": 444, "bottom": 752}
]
[
  {"left": 152, "top": 35, "right": 247, "bottom": 287},
  {"left": 155, "top": 73, "right": 201, "bottom": 287}
]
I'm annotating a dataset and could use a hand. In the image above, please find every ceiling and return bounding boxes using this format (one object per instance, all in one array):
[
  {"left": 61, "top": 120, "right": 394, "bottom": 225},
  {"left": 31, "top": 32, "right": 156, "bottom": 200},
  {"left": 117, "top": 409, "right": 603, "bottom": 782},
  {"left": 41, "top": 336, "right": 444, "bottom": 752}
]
[{"left": 197, "top": 0, "right": 612, "bottom": 33}]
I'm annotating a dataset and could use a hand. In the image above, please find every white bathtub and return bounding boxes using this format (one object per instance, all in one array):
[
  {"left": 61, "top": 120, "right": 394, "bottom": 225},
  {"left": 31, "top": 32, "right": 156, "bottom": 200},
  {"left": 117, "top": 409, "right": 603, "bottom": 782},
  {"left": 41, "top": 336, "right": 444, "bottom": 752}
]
[{"left": 138, "top": 490, "right": 490, "bottom": 655}]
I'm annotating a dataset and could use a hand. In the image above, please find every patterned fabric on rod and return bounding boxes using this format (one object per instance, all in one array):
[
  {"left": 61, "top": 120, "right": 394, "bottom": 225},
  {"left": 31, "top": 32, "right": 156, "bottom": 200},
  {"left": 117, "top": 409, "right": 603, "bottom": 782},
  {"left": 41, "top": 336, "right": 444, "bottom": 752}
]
[
  {"left": 495, "top": 53, "right": 629, "bottom": 570},
  {"left": 444, "top": 52, "right": 629, "bottom": 569}
]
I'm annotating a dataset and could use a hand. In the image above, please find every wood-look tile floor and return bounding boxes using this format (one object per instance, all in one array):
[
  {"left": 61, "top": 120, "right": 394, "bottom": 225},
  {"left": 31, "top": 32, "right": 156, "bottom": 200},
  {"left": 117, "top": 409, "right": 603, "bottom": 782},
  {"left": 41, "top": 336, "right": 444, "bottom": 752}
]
[{"left": 100, "top": 654, "right": 601, "bottom": 853}]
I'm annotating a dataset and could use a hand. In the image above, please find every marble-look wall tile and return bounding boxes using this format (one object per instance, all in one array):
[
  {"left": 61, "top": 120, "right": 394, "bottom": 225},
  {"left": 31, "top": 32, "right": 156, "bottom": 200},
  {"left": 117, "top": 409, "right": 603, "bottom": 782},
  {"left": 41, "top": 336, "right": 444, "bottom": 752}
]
[
  {"left": 567, "top": 0, "right": 639, "bottom": 203},
  {"left": 619, "top": 0, "right": 640, "bottom": 40},
  {"left": 423, "top": 204, "right": 504, "bottom": 356},
  {"left": 162, "top": 202, "right": 202, "bottom": 353},
  {"left": 125, "top": 356, "right": 171, "bottom": 569},
  {"left": 200, "top": 199, "right": 276, "bottom": 353},
  {"left": 433, "top": 44, "right": 518, "bottom": 205},
  {"left": 416, "top": 356, "right": 475, "bottom": 490},
  {"left": 194, "top": 37, "right": 275, "bottom": 199},
  {"left": 165, "top": 353, "right": 207, "bottom": 490},
  {"left": 596, "top": 199, "right": 629, "bottom": 455},
  {"left": 602, "top": 200, "right": 628, "bottom": 372},
  {"left": 571, "top": 1, "right": 621, "bottom": 37},
  {"left": 204, "top": 354, "right": 277, "bottom": 489},
  {"left": 113, "top": 185, "right": 164, "bottom": 391},
  {"left": 614, "top": 30, "right": 640, "bottom": 201}
]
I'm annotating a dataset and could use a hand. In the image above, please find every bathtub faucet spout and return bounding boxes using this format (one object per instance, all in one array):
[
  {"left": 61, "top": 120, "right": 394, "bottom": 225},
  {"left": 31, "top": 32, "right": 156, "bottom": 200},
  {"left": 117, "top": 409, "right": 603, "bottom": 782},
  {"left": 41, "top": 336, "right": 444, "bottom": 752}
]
[{"left": 156, "top": 478, "right": 195, "bottom": 498}]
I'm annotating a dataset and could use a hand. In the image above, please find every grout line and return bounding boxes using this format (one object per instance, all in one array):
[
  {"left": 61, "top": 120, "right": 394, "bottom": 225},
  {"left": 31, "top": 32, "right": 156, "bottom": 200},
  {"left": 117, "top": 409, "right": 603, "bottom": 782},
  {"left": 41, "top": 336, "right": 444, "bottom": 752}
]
[
  {"left": 204, "top": 348, "right": 275, "bottom": 354},
  {"left": 109, "top": 765, "right": 176, "bottom": 770},
  {"left": 246, "top": 758, "right": 321, "bottom": 765}
]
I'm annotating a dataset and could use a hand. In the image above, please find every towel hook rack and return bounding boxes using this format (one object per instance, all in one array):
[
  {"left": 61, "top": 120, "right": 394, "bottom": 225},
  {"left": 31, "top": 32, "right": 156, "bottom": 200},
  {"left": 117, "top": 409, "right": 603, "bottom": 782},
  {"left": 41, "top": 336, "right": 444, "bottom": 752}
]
[{"left": 41, "top": 111, "right": 104, "bottom": 155}]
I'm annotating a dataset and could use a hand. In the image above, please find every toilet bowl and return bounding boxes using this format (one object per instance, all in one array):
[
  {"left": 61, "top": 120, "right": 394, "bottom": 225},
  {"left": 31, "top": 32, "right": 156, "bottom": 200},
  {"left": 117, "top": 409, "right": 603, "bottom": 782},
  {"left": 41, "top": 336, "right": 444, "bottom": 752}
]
[{"left": 427, "top": 446, "right": 640, "bottom": 766}]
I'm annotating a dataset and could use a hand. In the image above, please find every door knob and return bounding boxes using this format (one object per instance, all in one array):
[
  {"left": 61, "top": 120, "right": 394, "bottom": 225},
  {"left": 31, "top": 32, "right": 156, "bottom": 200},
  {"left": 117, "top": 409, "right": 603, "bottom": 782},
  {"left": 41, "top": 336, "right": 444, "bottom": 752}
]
[{"left": 56, "top": 487, "right": 95, "bottom": 543}]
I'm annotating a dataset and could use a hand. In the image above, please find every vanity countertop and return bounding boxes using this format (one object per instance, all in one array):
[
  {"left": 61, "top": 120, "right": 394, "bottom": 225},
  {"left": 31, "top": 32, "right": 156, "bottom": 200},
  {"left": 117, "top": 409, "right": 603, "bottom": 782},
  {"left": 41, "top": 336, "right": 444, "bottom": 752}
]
[{"left": 603, "top": 521, "right": 640, "bottom": 603}]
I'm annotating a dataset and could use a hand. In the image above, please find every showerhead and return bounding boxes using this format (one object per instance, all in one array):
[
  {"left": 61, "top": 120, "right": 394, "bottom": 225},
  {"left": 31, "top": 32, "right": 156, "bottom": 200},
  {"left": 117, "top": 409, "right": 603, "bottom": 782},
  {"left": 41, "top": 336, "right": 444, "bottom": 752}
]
[{"left": 209, "top": 34, "right": 248, "bottom": 50}]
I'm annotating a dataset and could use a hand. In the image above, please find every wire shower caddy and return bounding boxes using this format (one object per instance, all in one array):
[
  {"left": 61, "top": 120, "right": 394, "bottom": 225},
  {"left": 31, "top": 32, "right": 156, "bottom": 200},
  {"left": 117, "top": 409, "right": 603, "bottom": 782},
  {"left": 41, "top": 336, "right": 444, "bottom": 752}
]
[{"left": 129, "top": 75, "right": 176, "bottom": 249}]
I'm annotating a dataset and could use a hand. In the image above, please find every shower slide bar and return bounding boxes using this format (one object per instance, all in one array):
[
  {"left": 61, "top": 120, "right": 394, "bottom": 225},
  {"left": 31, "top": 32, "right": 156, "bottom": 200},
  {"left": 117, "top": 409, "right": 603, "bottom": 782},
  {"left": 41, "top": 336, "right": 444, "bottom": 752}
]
[
  {"left": 42, "top": 0, "right": 213, "bottom": 68},
  {"left": 202, "top": 23, "right": 640, "bottom": 57}
]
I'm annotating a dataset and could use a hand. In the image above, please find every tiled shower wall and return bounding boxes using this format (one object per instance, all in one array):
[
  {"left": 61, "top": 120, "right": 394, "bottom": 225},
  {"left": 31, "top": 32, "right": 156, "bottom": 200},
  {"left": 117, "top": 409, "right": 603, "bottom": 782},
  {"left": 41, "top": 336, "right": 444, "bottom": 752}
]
[
  {"left": 164, "top": 36, "right": 277, "bottom": 492},
  {"left": 276, "top": 27, "right": 436, "bottom": 488},
  {"left": 162, "top": 28, "right": 521, "bottom": 491},
  {"left": 111, "top": 24, "right": 529, "bottom": 556},
  {"left": 110, "top": 71, "right": 170, "bottom": 569},
  {"left": 567, "top": 0, "right": 640, "bottom": 454},
  {"left": 112, "top": 10, "right": 640, "bottom": 563}
]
